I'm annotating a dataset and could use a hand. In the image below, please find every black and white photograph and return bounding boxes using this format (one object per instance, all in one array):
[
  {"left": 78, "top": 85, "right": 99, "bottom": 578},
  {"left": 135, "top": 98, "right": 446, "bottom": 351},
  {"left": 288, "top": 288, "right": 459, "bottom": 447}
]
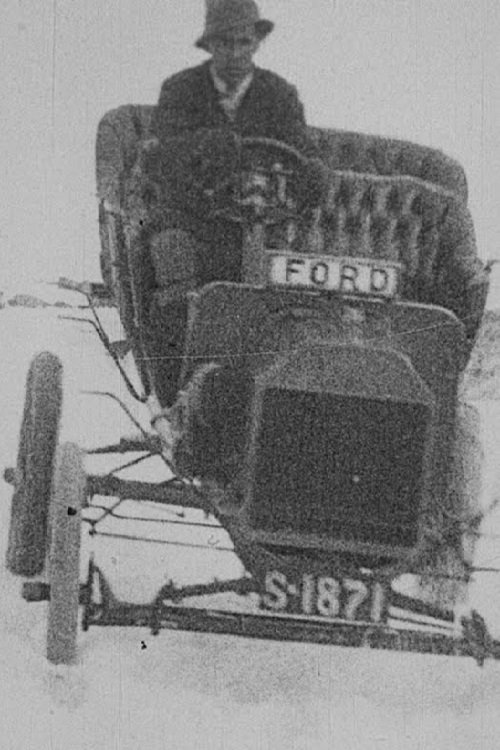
[{"left": 1, "top": 1, "right": 500, "bottom": 748}]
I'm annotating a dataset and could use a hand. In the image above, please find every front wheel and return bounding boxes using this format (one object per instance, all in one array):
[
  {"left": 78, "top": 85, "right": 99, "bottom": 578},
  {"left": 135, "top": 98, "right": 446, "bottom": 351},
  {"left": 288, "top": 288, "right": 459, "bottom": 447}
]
[
  {"left": 46, "top": 443, "right": 86, "bottom": 665},
  {"left": 6, "top": 352, "right": 63, "bottom": 576}
]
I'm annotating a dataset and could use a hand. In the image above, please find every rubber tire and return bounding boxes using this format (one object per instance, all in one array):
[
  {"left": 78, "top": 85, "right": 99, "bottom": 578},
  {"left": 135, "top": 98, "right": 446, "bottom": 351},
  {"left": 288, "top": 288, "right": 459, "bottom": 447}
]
[
  {"left": 6, "top": 352, "right": 63, "bottom": 576},
  {"left": 46, "top": 443, "right": 85, "bottom": 665}
]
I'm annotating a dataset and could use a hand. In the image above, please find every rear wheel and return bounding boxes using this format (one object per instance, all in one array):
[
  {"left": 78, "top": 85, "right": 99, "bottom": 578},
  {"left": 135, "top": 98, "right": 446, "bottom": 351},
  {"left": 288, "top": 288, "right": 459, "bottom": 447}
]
[
  {"left": 6, "top": 352, "right": 63, "bottom": 576},
  {"left": 46, "top": 442, "right": 85, "bottom": 665}
]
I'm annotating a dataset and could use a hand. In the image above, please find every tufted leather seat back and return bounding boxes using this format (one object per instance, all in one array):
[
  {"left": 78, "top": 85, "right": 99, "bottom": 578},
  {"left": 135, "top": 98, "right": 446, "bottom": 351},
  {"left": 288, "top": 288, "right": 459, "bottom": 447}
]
[
  {"left": 310, "top": 128, "right": 468, "bottom": 202},
  {"left": 318, "top": 170, "right": 462, "bottom": 300}
]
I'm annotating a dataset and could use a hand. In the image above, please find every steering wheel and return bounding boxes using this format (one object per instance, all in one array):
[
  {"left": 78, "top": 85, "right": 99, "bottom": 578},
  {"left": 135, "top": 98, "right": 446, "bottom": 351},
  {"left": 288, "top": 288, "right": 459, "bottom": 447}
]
[
  {"left": 192, "top": 135, "right": 310, "bottom": 224},
  {"left": 239, "top": 137, "right": 310, "bottom": 167},
  {"left": 227, "top": 137, "right": 310, "bottom": 223}
]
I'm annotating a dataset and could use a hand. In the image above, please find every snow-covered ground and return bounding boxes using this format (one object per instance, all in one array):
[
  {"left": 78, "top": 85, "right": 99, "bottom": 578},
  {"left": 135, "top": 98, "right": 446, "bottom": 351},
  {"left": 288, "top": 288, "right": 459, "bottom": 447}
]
[{"left": 1, "top": 303, "right": 500, "bottom": 750}]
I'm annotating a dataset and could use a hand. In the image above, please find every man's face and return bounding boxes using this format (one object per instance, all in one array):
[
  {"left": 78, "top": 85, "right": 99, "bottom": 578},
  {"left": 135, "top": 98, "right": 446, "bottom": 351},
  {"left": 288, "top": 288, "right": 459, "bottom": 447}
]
[{"left": 208, "top": 25, "right": 260, "bottom": 88}]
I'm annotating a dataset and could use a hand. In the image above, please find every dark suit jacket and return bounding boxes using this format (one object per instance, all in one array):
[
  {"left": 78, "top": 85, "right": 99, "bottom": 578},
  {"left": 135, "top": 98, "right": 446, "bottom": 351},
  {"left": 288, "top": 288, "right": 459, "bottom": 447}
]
[{"left": 153, "top": 61, "right": 315, "bottom": 155}]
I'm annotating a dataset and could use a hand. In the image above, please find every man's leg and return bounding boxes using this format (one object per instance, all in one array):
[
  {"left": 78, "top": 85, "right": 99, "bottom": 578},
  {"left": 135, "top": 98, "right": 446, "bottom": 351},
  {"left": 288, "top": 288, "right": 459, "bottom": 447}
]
[
  {"left": 194, "top": 220, "right": 243, "bottom": 284},
  {"left": 145, "top": 218, "right": 243, "bottom": 406},
  {"left": 146, "top": 227, "right": 201, "bottom": 406}
]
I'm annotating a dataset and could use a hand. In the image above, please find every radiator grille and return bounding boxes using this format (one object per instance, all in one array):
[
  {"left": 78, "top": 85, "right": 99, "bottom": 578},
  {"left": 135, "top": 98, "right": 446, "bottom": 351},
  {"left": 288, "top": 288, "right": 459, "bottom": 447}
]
[{"left": 249, "top": 389, "right": 429, "bottom": 548}]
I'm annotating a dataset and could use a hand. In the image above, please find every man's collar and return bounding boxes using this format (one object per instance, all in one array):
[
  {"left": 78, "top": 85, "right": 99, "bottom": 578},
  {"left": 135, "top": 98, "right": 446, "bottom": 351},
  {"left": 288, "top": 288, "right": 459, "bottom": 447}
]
[{"left": 209, "top": 64, "right": 254, "bottom": 98}]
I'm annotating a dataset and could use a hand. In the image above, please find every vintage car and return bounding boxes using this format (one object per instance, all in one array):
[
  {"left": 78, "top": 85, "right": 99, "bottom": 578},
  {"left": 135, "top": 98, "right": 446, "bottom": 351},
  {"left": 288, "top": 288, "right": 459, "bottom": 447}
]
[{"left": 5, "top": 105, "right": 497, "bottom": 666}]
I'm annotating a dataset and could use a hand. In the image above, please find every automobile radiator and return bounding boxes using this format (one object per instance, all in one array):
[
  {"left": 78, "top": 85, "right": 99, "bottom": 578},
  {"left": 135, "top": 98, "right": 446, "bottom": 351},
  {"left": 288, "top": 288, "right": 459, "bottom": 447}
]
[{"left": 249, "top": 389, "right": 429, "bottom": 548}]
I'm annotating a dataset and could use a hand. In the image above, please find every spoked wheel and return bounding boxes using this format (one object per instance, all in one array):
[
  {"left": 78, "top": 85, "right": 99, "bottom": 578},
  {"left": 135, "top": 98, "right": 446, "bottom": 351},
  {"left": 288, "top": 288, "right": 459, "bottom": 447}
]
[
  {"left": 6, "top": 352, "right": 63, "bottom": 576},
  {"left": 46, "top": 442, "right": 86, "bottom": 665}
]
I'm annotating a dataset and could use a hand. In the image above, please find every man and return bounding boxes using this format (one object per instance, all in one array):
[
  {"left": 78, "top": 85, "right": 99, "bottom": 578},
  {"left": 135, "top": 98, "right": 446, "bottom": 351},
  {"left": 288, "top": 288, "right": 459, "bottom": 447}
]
[
  {"left": 155, "top": 0, "right": 315, "bottom": 153},
  {"left": 152, "top": 0, "right": 324, "bottom": 250},
  {"left": 144, "top": 0, "right": 324, "bottom": 404}
]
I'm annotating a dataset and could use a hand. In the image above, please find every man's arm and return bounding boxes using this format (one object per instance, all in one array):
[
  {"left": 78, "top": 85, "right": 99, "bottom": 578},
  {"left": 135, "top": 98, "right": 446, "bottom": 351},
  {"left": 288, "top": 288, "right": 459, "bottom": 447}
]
[
  {"left": 243, "top": 69, "right": 317, "bottom": 157},
  {"left": 277, "top": 83, "right": 329, "bottom": 209},
  {"left": 154, "top": 76, "right": 195, "bottom": 139},
  {"left": 153, "top": 66, "right": 214, "bottom": 140},
  {"left": 152, "top": 71, "right": 211, "bottom": 212},
  {"left": 249, "top": 73, "right": 327, "bottom": 209},
  {"left": 277, "top": 83, "right": 318, "bottom": 158}
]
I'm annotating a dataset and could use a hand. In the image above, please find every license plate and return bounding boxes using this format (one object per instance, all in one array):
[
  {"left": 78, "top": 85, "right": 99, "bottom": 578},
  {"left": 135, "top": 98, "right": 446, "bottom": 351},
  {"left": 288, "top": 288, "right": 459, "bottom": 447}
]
[
  {"left": 268, "top": 253, "right": 400, "bottom": 299},
  {"left": 261, "top": 570, "right": 389, "bottom": 624}
]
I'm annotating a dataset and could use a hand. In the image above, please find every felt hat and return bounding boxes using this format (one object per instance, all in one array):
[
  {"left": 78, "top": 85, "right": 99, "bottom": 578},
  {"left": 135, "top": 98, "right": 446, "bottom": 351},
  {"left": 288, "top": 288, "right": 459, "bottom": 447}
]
[{"left": 195, "top": 0, "right": 274, "bottom": 50}]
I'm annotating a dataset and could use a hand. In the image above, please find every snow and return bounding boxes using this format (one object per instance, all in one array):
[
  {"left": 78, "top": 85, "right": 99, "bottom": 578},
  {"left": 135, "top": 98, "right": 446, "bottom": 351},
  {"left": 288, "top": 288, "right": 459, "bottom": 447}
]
[{"left": 1, "top": 305, "right": 500, "bottom": 750}]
